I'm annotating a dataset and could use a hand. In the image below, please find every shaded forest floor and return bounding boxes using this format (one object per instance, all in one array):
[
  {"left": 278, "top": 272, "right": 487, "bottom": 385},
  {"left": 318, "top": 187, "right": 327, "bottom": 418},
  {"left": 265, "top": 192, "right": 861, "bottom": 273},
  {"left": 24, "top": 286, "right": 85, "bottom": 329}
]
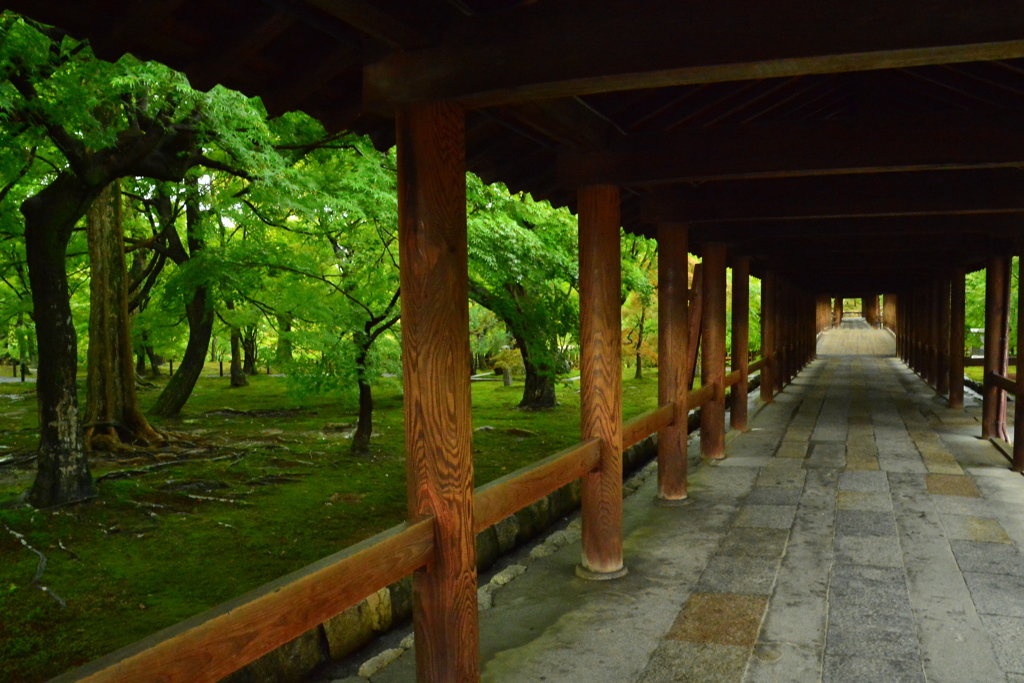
[{"left": 0, "top": 367, "right": 660, "bottom": 682}]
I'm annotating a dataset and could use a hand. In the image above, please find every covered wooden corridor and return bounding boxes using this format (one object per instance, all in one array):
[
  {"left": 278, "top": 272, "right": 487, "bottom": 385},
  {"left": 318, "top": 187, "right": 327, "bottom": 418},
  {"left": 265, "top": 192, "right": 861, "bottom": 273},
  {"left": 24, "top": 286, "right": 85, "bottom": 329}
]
[{"left": 6, "top": 2, "right": 1024, "bottom": 682}]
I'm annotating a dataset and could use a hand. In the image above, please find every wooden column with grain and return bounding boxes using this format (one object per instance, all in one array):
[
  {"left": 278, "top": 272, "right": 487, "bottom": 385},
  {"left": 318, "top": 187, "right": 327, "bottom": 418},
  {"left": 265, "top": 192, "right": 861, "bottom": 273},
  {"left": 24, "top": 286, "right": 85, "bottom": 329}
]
[
  {"left": 577, "top": 185, "right": 626, "bottom": 579},
  {"left": 937, "top": 276, "right": 951, "bottom": 396},
  {"left": 656, "top": 224, "right": 690, "bottom": 502},
  {"left": 701, "top": 243, "right": 727, "bottom": 459},
  {"left": 834, "top": 296, "right": 843, "bottom": 328},
  {"left": 731, "top": 255, "right": 750, "bottom": 432},
  {"left": 949, "top": 269, "right": 966, "bottom": 409},
  {"left": 396, "top": 102, "right": 479, "bottom": 683},
  {"left": 982, "top": 252, "right": 1011, "bottom": 440},
  {"left": 761, "top": 270, "right": 776, "bottom": 404},
  {"left": 1015, "top": 247, "right": 1024, "bottom": 471}
]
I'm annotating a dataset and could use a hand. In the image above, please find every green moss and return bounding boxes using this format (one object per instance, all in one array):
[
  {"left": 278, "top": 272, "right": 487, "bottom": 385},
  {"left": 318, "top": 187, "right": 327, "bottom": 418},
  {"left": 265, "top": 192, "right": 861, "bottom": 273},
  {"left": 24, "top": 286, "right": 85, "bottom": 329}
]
[{"left": 0, "top": 368, "right": 659, "bottom": 682}]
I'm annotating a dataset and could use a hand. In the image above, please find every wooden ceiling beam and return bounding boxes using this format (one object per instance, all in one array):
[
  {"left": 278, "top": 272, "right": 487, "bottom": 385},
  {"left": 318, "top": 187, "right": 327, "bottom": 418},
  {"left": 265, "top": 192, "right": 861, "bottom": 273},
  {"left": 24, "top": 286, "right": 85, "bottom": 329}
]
[
  {"left": 297, "top": 0, "right": 434, "bottom": 49},
  {"left": 364, "top": 0, "right": 1024, "bottom": 109},
  {"left": 641, "top": 169, "right": 1024, "bottom": 223},
  {"left": 561, "top": 115, "right": 1024, "bottom": 186},
  {"left": 187, "top": 12, "right": 296, "bottom": 92}
]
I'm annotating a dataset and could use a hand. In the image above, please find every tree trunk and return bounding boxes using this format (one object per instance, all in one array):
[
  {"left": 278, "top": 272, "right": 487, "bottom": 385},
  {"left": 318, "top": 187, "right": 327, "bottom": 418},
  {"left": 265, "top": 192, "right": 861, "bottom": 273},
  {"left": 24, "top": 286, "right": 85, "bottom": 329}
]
[
  {"left": 149, "top": 189, "right": 214, "bottom": 417},
  {"left": 242, "top": 325, "right": 258, "bottom": 375},
  {"left": 146, "top": 346, "right": 161, "bottom": 377},
  {"left": 22, "top": 175, "right": 97, "bottom": 508},
  {"left": 84, "top": 182, "right": 161, "bottom": 449},
  {"left": 518, "top": 339, "right": 556, "bottom": 409},
  {"left": 135, "top": 348, "right": 147, "bottom": 375},
  {"left": 229, "top": 324, "right": 247, "bottom": 388},
  {"left": 351, "top": 340, "right": 373, "bottom": 455},
  {"left": 276, "top": 313, "right": 293, "bottom": 365},
  {"left": 150, "top": 288, "right": 214, "bottom": 416},
  {"left": 634, "top": 305, "right": 646, "bottom": 379}
]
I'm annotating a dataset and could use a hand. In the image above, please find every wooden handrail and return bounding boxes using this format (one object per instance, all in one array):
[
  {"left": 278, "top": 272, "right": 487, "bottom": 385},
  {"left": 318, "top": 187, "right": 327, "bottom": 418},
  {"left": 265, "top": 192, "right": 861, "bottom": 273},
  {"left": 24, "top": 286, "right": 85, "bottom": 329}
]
[
  {"left": 966, "top": 356, "right": 1017, "bottom": 367},
  {"left": 688, "top": 382, "right": 715, "bottom": 409},
  {"left": 52, "top": 517, "right": 436, "bottom": 683},
  {"left": 724, "top": 370, "right": 741, "bottom": 388},
  {"left": 748, "top": 357, "right": 767, "bottom": 373},
  {"left": 987, "top": 371, "right": 1017, "bottom": 395},
  {"left": 622, "top": 402, "right": 674, "bottom": 449},
  {"left": 474, "top": 438, "right": 601, "bottom": 533}
]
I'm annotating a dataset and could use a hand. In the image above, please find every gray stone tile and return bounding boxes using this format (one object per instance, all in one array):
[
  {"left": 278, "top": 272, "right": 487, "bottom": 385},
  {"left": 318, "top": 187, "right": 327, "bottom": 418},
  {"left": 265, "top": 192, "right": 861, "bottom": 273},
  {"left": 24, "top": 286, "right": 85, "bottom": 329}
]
[
  {"left": 833, "top": 535, "right": 903, "bottom": 568},
  {"left": 980, "top": 615, "right": 1024, "bottom": 674},
  {"left": 744, "top": 642, "right": 822, "bottom": 683},
  {"left": 825, "top": 616, "right": 920, "bottom": 659},
  {"left": 716, "top": 456, "right": 775, "bottom": 468},
  {"left": 822, "top": 655, "right": 925, "bottom": 683},
  {"left": 717, "top": 528, "right": 790, "bottom": 558},
  {"left": 745, "top": 487, "right": 803, "bottom": 506},
  {"left": 836, "top": 490, "right": 892, "bottom": 512},
  {"left": 828, "top": 565, "right": 910, "bottom": 607},
  {"left": 697, "top": 555, "right": 780, "bottom": 596},
  {"left": 950, "top": 540, "right": 1024, "bottom": 577},
  {"left": 756, "top": 468, "right": 807, "bottom": 489},
  {"left": 940, "top": 514, "right": 1013, "bottom": 544},
  {"left": 637, "top": 640, "right": 749, "bottom": 683},
  {"left": 838, "top": 470, "right": 889, "bottom": 493},
  {"left": 734, "top": 505, "right": 798, "bottom": 530},
  {"left": 834, "top": 509, "right": 897, "bottom": 538},
  {"left": 929, "top": 495, "right": 994, "bottom": 517},
  {"left": 964, "top": 572, "right": 1024, "bottom": 617}
]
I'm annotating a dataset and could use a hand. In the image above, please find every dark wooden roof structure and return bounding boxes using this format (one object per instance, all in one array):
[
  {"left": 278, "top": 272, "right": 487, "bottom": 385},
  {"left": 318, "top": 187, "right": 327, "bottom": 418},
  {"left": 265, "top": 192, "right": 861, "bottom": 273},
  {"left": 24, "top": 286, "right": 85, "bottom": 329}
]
[{"left": 8, "top": 0, "right": 1024, "bottom": 298}]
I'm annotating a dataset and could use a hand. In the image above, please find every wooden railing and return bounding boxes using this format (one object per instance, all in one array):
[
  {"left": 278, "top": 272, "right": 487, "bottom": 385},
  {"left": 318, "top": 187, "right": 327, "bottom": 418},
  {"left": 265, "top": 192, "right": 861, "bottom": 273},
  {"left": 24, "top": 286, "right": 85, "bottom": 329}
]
[
  {"left": 988, "top": 371, "right": 1017, "bottom": 395},
  {"left": 474, "top": 439, "right": 601, "bottom": 532},
  {"left": 748, "top": 357, "right": 767, "bottom": 374},
  {"left": 622, "top": 403, "right": 674, "bottom": 449},
  {"left": 52, "top": 517, "right": 436, "bottom": 683}
]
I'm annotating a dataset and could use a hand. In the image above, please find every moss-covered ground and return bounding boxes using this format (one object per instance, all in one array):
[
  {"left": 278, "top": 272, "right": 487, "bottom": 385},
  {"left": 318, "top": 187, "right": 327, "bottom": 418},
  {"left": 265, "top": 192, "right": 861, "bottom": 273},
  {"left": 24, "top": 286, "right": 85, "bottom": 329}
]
[
  {"left": 0, "top": 367, "right": 661, "bottom": 682},
  {"left": 964, "top": 365, "right": 1017, "bottom": 383}
]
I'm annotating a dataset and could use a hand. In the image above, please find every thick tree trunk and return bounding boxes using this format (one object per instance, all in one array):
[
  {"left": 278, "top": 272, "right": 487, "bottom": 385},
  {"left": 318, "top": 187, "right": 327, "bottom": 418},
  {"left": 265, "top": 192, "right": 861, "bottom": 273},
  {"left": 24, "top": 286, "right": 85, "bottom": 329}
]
[
  {"left": 276, "top": 314, "right": 293, "bottom": 365},
  {"left": 518, "top": 340, "right": 556, "bottom": 409},
  {"left": 351, "top": 342, "right": 373, "bottom": 455},
  {"left": 84, "top": 182, "right": 161, "bottom": 448},
  {"left": 146, "top": 346, "right": 161, "bottom": 377},
  {"left": 23, "top": 176, "right": 97, "bottom": 508},
  {"left": 242, "top": 325, "right": 258, "bottom": 375},
  {"left": 149, "top": 188, "right": 214, "bottom": 417},
  {"left": 135, "top": 348, "right": 147, "bottom": 375},
  {"left": 149, "top": 287, "right": 214, "bottom": 416},
  {"left": 229, "top": 324, "right": 247, "bottom": 388}
]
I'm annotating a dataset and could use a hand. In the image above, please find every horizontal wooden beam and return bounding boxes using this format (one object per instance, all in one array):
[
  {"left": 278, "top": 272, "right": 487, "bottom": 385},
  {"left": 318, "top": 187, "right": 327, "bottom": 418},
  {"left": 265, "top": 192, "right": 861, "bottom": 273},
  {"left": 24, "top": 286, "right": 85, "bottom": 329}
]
[
  {"left": 560, "top": 116, "right": 1024, "bottom": 186},
  {"left": 643, "top": 170, "right": 1024, "bottom": 223},
  {"left": 622, "top": 402, "right": 675, "bottom": 449},
  {"left": 473, "top": 438, "right": 601, "bottom": 533},
  {"left": 51, "top": 517, "right": 435, "bottom": 683},
  {"left": 364, "top": 0, "right": 1024, "bottom": 108},
  {"left": 988, "top": 372, "right": 1018, "bottom": 395},
  {"left": 748, "top": 357, "right": 768, "bottom": 374},
  {"left": 688, "top": 382, "right": 716, "bottom": 410}
]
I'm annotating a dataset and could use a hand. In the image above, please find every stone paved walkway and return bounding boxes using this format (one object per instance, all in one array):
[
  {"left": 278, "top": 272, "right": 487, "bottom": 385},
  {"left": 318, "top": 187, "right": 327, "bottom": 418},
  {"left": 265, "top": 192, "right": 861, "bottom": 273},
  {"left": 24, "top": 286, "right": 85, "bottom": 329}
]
[{"left": 364, "top": 329, "right": 1024, "bottom": 683}]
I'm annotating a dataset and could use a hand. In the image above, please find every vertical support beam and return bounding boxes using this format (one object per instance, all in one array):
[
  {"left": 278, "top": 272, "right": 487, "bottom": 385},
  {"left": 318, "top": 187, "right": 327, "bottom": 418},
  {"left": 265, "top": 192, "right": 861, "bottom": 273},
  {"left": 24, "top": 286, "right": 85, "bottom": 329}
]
[
  {"left": 701, "top": 243, "right": 727, "bottom": 460},
  {"left": 983, "top": 252, "right": 1011, "bottom": 440},
  {"left": 396, "top": 102, "right": 478, "bottom": 683},
  {"left": 834, "top": 296, "right": 843, "bottom": 328},
  {"left": 1015, "top": 251, "right": 1024, "bottom": 470},
  {"left": 949, "top": 269, "right": 966, "bottom": 409},
  {"left": 577, "top": 185, "right": 625, "bottom": 579},
  {"left": 656, "top": 224, "right": 689, "bottom": 502},
  {"left": 775, "top": 278, "right": 787, "bottom": 391},
  {"left": 937, "top": 276, "right": 951, "bottom": 396},
  {"left": 761, "top": 270, "right": 776, "bottom": 404},
  {"left": 731, "top": 255, "right": 750, "bottom": 432}
]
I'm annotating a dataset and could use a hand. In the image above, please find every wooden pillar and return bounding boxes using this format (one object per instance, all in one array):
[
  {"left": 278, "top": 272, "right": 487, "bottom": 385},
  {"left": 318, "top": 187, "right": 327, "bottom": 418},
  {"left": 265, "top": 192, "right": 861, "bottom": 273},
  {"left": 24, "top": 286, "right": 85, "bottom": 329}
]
[
  {"left": 396, "top": 102, "right": 478, "bottom": 682},
  {"left": 731, "top": 255, "right": 750, "bottom": 432},
  {"left": 1015, "top": 252, "right": 1024, "bottom": 470},
  {"left": 928, "top": 282, "right": 940, "bottom": 388},
  {"left": 983, "top": 252, "right": 1011, "bottom": 440},
  {"left": 949, "top": 269, "right": 966, "bottom": 409},
  {"left": 761, "top": 270, "right": 776, "bottom": 404},
  {"left": 577, "top": 185, "right": 625, "bottom": 579},
  {"left": 834, "top": 296, "right": 843, "bottom": 328},
  {"left": 937, "top": 277, "right": 951, "bottom": 396},
  {"left": 701, "top": 243, "right": 727, "bottom": 460},
  {"left": 656, "top": 224, "right": 689, "bottom": 502},
  {"left": 776, "top": 279, "right": 788, "bottom": 390}
]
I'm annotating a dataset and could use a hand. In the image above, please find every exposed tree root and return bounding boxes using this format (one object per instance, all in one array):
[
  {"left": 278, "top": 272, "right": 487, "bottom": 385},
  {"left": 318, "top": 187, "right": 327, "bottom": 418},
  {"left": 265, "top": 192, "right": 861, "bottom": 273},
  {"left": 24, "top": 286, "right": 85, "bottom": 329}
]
[{"left": 4, "top": 522, "right": 66, "bottom": 608}]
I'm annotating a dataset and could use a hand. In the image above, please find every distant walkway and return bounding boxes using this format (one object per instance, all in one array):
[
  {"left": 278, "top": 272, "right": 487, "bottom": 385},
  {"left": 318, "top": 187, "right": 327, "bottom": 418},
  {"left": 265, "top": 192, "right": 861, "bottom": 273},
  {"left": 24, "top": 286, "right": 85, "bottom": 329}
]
[
  {"left": 817, "top": 319, "right": 896, "bottom": 357},
  {"left": 364, "top": 354, "right": 1024, "bottom": 683}
]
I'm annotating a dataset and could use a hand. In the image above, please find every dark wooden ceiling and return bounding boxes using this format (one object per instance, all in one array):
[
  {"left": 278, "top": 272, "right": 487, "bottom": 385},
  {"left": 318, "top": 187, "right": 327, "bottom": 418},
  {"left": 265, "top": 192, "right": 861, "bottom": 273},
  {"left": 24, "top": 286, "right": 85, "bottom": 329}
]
[{"left": 6, "top": 0, "right": 1024, "bottom": 295}]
